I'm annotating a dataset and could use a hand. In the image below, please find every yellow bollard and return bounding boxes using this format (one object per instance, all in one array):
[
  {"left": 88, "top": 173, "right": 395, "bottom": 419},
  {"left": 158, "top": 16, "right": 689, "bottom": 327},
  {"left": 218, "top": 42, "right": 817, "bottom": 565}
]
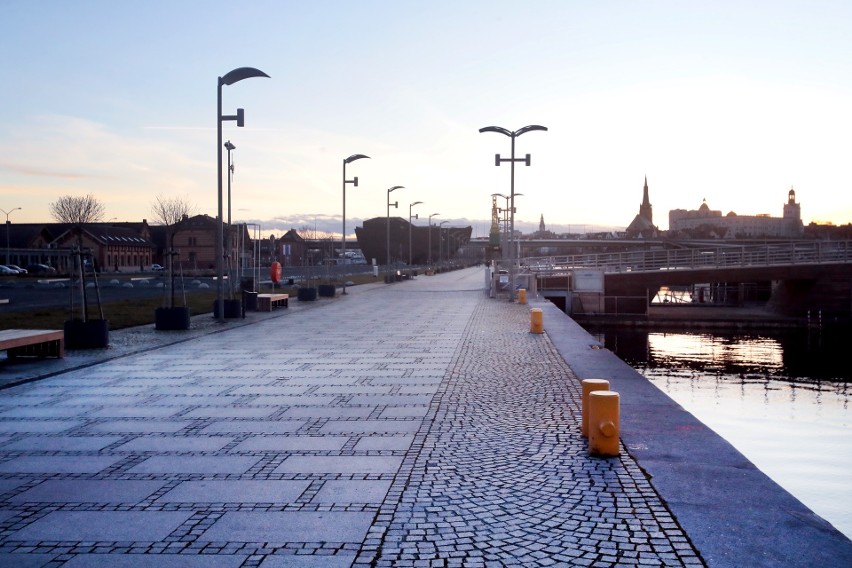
[
  {"left": 518, "top": 288, "right": 527, "bottom": 304},
  {"left": 581, "top": 379, "right": 610, "bottom": 438},
  {"left": 588, "top": 390, "right": 620, "bottom": 457},
  {"left": 529, "top": 308, "right": 543, "bottom": 334}
]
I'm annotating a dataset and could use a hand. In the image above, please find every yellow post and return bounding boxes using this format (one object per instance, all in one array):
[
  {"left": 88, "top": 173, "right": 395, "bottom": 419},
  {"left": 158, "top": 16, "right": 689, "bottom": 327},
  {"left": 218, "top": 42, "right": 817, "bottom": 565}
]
[
  {"left": 581, "top": 379, "right": 610, "bottom": 437},
  {"left": 529, "top": 308, "right": 543, "bottom": 334},
  {"left": 588, "top": 390, "right": 620, "bottom": 457},
  {"left": 518, "top": 288, "right": 527, "bottom": 304}
]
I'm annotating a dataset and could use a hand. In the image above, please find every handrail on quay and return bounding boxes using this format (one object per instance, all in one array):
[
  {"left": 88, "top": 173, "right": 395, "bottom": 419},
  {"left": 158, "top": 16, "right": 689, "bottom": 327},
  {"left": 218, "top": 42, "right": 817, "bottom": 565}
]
[{"left": 523, "top": 240, "right": 852, "bottom": 275}]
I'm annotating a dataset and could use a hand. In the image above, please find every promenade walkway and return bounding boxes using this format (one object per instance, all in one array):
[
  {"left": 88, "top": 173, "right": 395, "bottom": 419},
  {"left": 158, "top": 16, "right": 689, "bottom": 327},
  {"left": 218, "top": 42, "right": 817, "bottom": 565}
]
[{"left": 0, "top": 267, "right": 848, "bottom": 567}]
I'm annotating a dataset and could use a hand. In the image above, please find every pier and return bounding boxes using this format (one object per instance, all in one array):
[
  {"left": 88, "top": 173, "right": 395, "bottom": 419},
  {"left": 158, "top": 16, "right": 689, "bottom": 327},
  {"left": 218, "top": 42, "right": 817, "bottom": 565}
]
[{"left": 0, "top": 267, "right": 849, "bottom": 567}]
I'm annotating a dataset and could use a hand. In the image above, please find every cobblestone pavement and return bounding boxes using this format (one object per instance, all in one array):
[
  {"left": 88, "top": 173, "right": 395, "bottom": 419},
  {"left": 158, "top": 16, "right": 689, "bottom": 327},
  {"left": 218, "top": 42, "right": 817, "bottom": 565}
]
[
  {"left": 0, "top": 269, "right": 702, "bottom": 567},
  {"left": 362, "top": 296, "right": 701, "bottom": 567}
]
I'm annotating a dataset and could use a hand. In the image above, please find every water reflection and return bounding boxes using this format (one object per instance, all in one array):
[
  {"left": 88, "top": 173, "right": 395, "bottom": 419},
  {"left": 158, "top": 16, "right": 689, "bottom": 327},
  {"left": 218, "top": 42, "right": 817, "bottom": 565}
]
[{"left": 591, "top": 327, "right": 851, "bottom": 538}]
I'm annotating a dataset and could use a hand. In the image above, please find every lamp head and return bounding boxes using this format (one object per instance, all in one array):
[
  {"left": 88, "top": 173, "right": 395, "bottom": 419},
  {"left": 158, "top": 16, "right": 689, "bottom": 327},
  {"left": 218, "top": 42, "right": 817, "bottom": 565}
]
[
  {"left": 411, "top": 201, "right": 423, "bottom": 207},
  {"left": 516, "top": 124, "right": 548, "bottom": 136},
  {"left": 224, "top": 141, "right": 236, "bottom": 151},
  {"left": 388, "top": 185, "right": 403, "bottom": 193},
  {"left": 345, "top": 154, "right": 371, "bottom": 164},
  {"left": 479, "top": 126, "right": 512, "bottom": 137},
  {"left": 220, "top": 67, "right": 270, "bottom": 86}
]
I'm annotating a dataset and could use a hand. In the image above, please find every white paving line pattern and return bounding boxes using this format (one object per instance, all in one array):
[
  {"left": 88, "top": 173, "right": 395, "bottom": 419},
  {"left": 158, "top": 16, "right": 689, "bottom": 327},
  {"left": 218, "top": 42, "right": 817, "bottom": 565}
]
[{"left": 0, "top": 271, "right": 702, "bottom": 567}]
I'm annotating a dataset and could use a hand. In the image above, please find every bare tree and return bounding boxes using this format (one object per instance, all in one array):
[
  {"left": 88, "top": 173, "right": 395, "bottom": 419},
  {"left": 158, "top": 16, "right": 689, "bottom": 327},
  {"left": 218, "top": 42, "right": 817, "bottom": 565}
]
[
  {"left": 48, "top": 194, "right": 105, "bottom": 322},
  {"left": 49, "top": 194, "right": 105, "bottom": 227},
  {"left": 151, "top": 194, "right": 195, "bottom": 250},
  {"left": 151, "top": 194, "right": 195, "bottom": 309}
]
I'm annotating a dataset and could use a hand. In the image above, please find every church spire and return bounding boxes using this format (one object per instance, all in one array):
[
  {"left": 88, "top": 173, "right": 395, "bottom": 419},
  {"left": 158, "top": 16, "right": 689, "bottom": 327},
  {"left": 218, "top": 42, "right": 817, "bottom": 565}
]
[{"left": 639, "top": 176, "right": 653, "bottom": 224}]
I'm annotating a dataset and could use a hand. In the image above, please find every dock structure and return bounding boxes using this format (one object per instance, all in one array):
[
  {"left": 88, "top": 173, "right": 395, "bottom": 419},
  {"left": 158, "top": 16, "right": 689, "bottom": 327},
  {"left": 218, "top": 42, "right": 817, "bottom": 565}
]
[{"left": 0, "top": 267, "right": 849, "bottom": 567}]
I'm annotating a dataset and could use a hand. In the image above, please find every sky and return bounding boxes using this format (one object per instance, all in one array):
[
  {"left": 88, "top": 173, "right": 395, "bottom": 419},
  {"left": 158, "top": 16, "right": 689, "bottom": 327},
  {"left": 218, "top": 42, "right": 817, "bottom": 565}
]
[{"left": 2, "top": 0, "right": 851, "bottom": 238}]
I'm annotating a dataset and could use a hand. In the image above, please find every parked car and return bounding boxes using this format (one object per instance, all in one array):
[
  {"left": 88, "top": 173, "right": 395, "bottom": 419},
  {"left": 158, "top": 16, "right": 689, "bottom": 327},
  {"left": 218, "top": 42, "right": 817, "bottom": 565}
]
[
  {"left": 0, "top": 265, "right": 19, "bottom": 275},
  {"left": 6, "top": 264, "right": 27, "bottom": 274},
  {"left": 25, "top": 263, "right": 57, "bottom": 275},
  {"left": 150, "top": 263, "right": 165, "bottom": 271}
]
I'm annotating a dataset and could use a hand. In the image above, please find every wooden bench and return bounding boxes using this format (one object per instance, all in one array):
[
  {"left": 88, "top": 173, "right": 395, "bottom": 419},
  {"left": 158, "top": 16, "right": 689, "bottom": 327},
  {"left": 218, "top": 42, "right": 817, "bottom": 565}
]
[
  {"left": 0, "top": 329, "right": 65, "bottom": 359},
  {"left": 256, "top": 293, "right": 289, "bottom": 312}
]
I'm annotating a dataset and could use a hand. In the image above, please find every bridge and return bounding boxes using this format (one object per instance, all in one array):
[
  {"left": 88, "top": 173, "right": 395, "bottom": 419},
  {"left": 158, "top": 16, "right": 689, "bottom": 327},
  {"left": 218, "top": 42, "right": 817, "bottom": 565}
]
[{"left": 516, "top": 240, "right": 852, "bottom": 320}]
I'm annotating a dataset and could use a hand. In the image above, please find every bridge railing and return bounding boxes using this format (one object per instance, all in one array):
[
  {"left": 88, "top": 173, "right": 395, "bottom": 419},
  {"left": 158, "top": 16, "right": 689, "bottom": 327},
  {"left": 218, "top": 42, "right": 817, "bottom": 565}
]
[{"left": 524, "top": 240, "right": 852, "bottom": 275}]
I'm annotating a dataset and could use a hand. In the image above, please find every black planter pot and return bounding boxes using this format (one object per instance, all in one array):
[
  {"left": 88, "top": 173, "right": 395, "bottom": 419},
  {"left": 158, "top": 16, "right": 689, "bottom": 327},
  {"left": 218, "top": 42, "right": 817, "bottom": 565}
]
[
  {"left": 212, "top": 299, "right": 244, "bottom": 319},
  {"left": 318, "top": 284, "right": 336, "bottom": 298},
  {"left": 64, "top": 318, "right": 110, "bottom": 349},
  {"left": 297, "top": 287, "right": 317, "bottom": 301},
  {"left": 155, "top": 307, "right": 191, "bottom": 330}
]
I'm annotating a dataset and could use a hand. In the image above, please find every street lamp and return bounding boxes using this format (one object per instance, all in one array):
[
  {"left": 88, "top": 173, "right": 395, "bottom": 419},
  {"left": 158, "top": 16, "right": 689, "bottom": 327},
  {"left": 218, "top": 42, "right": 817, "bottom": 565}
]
[
  {"left": 438, "top": 220, "right": 449, "bottom": 269},
  {"left": 386, "top": 185, "right": 404, "bottom": 281},
  {"left": 216, "top": 66, "right": 269, "bottom": 322},
  {"left": 408, "top": 201, "right": 423, "bottom": 269},
  {"left": 225, "top": 140, "right": 236, "bottom": 295},
  {"left": 490, "top": 192, "right": 523, "bottom": 254},
  {"left": 2, "top": 207, "right": 21, "bottom": 265},
  {"left": 479, "top": 124, "right": 547, "bottom": 301},
  {"left": 342, "top": 153, "right": 370, "bottom": 295},
  {"left": 428, "top": 213, "right": 440, "bottom": 267}
]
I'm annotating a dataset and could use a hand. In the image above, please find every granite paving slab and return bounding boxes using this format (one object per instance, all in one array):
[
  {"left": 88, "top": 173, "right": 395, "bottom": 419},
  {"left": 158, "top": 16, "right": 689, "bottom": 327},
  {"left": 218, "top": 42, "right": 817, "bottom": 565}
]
[
  {"left": 9, "top": 479, "right": 164, "bottom": 503},
  {"left": 10, "top": 510, "right": 193, "bottom": 541},
  {"left": 158, "top": 480, "right": 310, "bottom": 503},
  {"left": 200, "top": 511, "right": 374, "bottom": 542}
]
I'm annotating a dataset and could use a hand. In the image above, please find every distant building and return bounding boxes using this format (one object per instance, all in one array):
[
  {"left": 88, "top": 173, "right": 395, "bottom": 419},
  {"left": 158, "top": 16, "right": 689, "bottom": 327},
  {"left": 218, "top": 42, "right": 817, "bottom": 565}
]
[
  {"left": 626, "top": 177, "right": 658, "bottom": 238},
  {"left": 669, "top": 188, "right": 804, "bottom": 238}
]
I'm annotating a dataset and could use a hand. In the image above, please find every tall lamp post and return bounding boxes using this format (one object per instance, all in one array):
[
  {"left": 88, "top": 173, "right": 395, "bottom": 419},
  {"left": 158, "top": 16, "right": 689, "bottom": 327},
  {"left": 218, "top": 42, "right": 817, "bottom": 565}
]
[
  {"left": 224, "top": 140, "right": 236, "bottom": 293},
  {"left": 479, "top": 124, "right": 547, "bottom": 301},
  {"left": 342, "top": 154, "right": 370, "bottom": 294},
  {"left": 2, "top": 207, "right": 21, "bottom": 265},
  {"left": 408, "top": 201, "right": 423, "bottom": 269},
  {"left": 490, "top": 192, "right": 523, "bottom": 260},
  {"left": 386, "top": 186, "right": 404, "bottom": 281},
  {"left": 438, "top": 220, "right": 449, "bottom": 270},
  {"left": 216, "top": 66, "right": 269, "bottom": 322},
  {"left": 428, "top": 213, "right": 440, "bottom": 268}
]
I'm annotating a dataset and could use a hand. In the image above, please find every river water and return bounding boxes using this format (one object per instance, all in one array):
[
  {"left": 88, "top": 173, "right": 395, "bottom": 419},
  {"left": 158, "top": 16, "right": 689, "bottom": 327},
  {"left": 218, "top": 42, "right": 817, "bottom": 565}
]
[{"left": 588, "top": 326, "right": 851, "bottom": 539}]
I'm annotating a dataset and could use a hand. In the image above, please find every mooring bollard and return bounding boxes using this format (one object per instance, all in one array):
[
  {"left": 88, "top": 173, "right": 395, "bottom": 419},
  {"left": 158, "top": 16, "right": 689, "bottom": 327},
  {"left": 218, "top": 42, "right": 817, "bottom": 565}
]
[
  {"left": 588, "top": 390, "right": 620, "bottom": 457},
  {"left": 529, "top": 308, "right": 543, "bottom": 334},
  {"left": 518, "top": 288, "right": 527, "bottom": 304},
  {"left": 581, "top": 379, "right": 610, "bottom": 438}
]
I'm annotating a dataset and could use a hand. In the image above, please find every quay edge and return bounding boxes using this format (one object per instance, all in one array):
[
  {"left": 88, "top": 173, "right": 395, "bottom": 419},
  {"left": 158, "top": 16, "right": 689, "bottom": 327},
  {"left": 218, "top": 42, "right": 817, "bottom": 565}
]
[{"left": 539, "top": 298, "right": 852, "bottom": 568}]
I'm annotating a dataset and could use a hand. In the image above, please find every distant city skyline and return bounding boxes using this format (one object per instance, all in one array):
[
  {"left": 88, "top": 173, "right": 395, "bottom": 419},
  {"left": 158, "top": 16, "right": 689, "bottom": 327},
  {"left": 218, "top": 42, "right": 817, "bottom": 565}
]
[{"left": 2, "top": 1, "right": 851, "bottom": 233}]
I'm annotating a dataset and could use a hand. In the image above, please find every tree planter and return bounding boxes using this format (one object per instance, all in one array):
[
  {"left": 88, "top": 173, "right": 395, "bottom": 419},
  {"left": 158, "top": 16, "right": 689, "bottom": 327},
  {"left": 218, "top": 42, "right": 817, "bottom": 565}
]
[
  {"left": 64, "top": 318, "right": 109, "bottom": 349},
  {"left": 213, "top": 299, "right": 243, "bottom": 319},
  {"left": 297, "top": 287, "right": 318, "bottom": 301},
  {"left": 155, "top": 307, "right": 191, "bottom": 330},
  {"left": 318, "top": 284, "right": 336, "bottom": 298}
]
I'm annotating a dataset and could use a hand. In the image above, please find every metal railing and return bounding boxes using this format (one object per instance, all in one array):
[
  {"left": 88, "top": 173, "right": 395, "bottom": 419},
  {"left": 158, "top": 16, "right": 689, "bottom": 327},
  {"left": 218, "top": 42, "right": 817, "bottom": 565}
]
[{"left": 524, "top": 241, "right": 852, "bottom": 275}]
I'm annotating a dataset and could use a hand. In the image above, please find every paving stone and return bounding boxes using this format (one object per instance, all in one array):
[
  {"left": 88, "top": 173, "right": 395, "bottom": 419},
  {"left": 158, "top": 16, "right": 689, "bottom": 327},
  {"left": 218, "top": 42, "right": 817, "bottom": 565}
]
[
  {"left": 312, "top": 480, "right": 393, "bottom": 504},
  {"left": 10, "top": 479, "right": 165, "bottom": 503},
  {"left": 200, "top": 511, "right": 374, "bottom": 542},
  {"left": 128, "top": 455, "right": 260, "bottom": 474},
  {"left": 0, "top": 435, "right": 123, "bottom": 452},
  {"left": 114, "top": 436, "right": 233, "bottom": 453},
  {"left": 11, "top": 511, "right": 194, "bottom": 541},
  {"left": 0, "top": 455, "right": 124, "bottom": 473},
  {"left": 274, "top": 456, "right": 403, "bottom": 474},
  {"left": 158, "top": 480, "right": 310, "bottom": 503},
  {"left": 231, "top": 435, "right": 348, "bottom": 452}
]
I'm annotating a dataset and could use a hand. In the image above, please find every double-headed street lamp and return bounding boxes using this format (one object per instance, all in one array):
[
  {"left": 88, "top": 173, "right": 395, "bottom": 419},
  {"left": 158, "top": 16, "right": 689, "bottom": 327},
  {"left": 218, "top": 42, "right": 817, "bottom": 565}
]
[
  {"left": 408, "top": 201, "right": 423, "bottom": 269},
  {"left": 342, "top": 153, "right": 370, "bottom": 294},
  {"left": 2, "top": 207, "right": 21, "bottom": 265},
  {"left": 479, "top": 124, "right": 547, "bottom": 301},
  {"left": 386, "top": 186, "right": 404, "bottom": 280},
  {"left": 428, "top": 213, "right": 440, "bottom": 267},
  {"left": 216, "top": 66, "right": 269, "bottom": 322}
]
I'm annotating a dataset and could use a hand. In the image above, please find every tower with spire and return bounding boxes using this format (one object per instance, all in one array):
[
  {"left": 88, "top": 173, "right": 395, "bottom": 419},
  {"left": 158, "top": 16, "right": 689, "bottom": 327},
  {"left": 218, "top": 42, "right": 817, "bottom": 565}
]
[
  {"left": 639, "top": 176, "right": 652, "bottom": 225},
  {"left": 626, "top": 176, "right": 658, "bottom": 238}
]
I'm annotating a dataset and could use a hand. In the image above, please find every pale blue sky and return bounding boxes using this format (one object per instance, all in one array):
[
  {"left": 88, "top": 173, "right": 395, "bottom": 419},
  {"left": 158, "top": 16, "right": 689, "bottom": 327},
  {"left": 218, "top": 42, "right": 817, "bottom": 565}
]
[{"left": 2, "top": 0, "right": 851, "bottom": 236}]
